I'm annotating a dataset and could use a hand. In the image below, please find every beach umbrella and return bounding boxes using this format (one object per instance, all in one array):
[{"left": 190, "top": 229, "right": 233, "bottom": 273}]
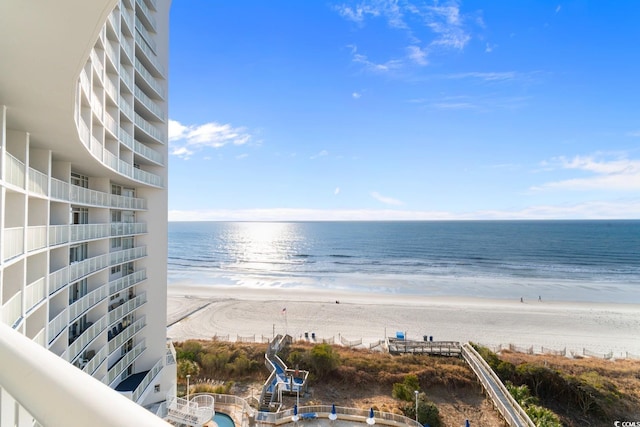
[
  {"left": 465, "top": 421, "right": 470, "bottom": 427},
  {"left": 292, "top": 404, "right": 299, "bottom": 423},
  {"left": 366, "top": 407, "right": 375, "bottom": 425},
  {"left": 329, "top": 404, "right": 337, "bottom": 421}
]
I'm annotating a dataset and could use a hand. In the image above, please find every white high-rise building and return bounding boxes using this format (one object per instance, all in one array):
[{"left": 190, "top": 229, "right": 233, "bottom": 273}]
[{"left": 0, "top": 0, "right": 176, "bottom": 425}]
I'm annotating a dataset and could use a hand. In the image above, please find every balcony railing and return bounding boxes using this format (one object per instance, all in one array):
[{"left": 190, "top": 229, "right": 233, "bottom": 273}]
[
  {"left": 135, "top": 18, "right": 156, "bottom": 52},
  {"left": 32, "top": 328, "right": 46, "bottom": 347},
  {"left": 25, "top": 278, "right": 46, "bottom": 313},
  {"left": 49, "top": 246, "right": 147, "bottom": 296},
  {"left": 109, "top": 269, "right": 147, "bottom": 296},
  {"left": 104, "top": 75, "right": 119, "bottom": 103},
  {"left": 2, "top": 291, "right": 22, "bottom": 327},
  {"left": 91, "top": 50, "right": 104, "bottom": 80},
  {"left": 135, "top": 112, "right": 165, "bottom": 142},
  {"left": 80, "top": 69, "right": 91, "bottom": 98},
  {"left": 105, "top": 40, "right": 119, "bottom": 68},
  {"left": 91, "top": 94, "right": 103, "bottom": 120},
  {"left": 134, "top": 61, "right": 165, "bottom": 99},
  {"left": 108, "top": 316, "right": 145, "bottom": 354},
  {"left": 68, "top": 315, "right": 109, "bottom": 362},
  {"left": 27, "top": 225, "right": 47, "bottom": 252},
  {"left": 132, "top": 356, "right": 162, "bottom": 402},
  {"left": 50, "top": 180, "right": 147, "bottom": 210},
  {"left": 104, "top": 111, "right": 118, "bottom": 136},
  {"left": 5, "top": 151, "right": 26, "bottom": 188},
  {"left": 28, "top": 167, "right": 48, "bottom": 196},
  {"left": 0, "top": 323, "right": 172, "bottom": 427},
  {"left": 135, "top": 33, "right": 165, "bottom": 77},
  {"left": 69, "top": 285, "right": 109, "bottom": 322},
  {"left": 77, "top": 117, "right": 91, "bottom": 147},
  {"left": 108, "top": 9, "right": 121, "bottom": 34},
  {"left": 121, "top": 5, "right": 135, "bottom": 33},
  {"left": 119, "top": 97, "right": 134, "bottom": 120},
  {"left": 107, "top": 340, "right": 146, "bottom": 384},
  {"left": 48, "top": 308, "right": 68, "bottom": 343},
  {"left": 83, "top": 346, "right": 109, "bottom": 376},
  {"left": 3, "top": 226, "right": 24, "bottom": 261},
  {"left": 134, "top": 139, "right": 164, "bottom": 165},
  {"left": 134, "top": 85, "right": 164, "bottom": 121},
  {"left": 108, "top": 292, "right": 147, "bottom": 325},
  {"left": 121, "top": 38, "right": 134, "bottom": 65},
  {"left": 135, "top": 0, "right": 157, "bottom": 30}
]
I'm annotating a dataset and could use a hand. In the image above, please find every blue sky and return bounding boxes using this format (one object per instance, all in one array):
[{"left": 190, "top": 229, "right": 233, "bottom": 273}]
[{"left": 167, "top": 1, "right": 640, "bottom": 221}]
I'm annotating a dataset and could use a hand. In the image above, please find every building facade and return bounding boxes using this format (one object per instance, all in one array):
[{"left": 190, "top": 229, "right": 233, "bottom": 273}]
[{"left": 0, "top": 0, "right": 175, "bottom": 424}]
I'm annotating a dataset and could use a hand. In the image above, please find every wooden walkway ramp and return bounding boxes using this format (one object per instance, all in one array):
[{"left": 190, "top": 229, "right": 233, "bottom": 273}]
[{"left": 461, "top": 343, "right": 535, "bottom": 427}]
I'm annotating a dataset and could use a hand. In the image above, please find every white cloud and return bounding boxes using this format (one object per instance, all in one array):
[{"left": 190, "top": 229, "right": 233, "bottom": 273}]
[
  {"left": 485, "top": 43, "right": 496, "bottom": 53},
  {"left": 349, "top": 45, "right": 403, "bottom": 73},
  {"left": 532, "top": 154, "right": 640, "bottom": 192},
  {"left": 236, "top": 153, "right": 249, "bottom": 160},
  {"left": 370, "top": 191, "right": 404, "bottom": 206},
  {"left": 339, "top": 1, "right": 474, "bottom": 73},
  {"left": 555, "top": 5, "right": 561, "bottom": 14},
  {"left": 169, "top": 119, "right": 252, "bottom": 159},
  {"left": 334, "top": 187, "right": 341, "bottom": 195},
  {"left": 168, "top": 199, "right": 640, "bottom": 222},
  {"left": 407, "top": 45, "right": 428, "bottom": 65},
  {"left": 352, "top": 92, "right": 362, "bottom": 99},
  {"left": 445, "top": 71, "right": 517, "bottom": 82},
  {"left": 310, "top": 150, "right": 329, "bottom": 159}
]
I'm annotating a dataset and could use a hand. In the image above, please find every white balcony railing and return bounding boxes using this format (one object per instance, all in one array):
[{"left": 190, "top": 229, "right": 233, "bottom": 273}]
[
  {"left": 135, "top": 0, "right": 157, "bottom": 30},
  {"left": 134, "top": 139, "right": 164, "bottom": 164},
  {"left": 107, "top": 340, "right": 146, "bottom": 384},
  {"left": 69, "top": 285, "right": 109, "bottom": 322},
  {"left": 25, "top": 277, "right": 46, "bottom": 313},
  {"left": 0, "top": 323, "right": 172, "bottom": 427},
  {"left": 132, "top": 356, "right": 163, "bottom": 402},
  {"left": 105, "top": 40, "right": 119, "bottom": 68},
  {"left": 28, "top": 167, "right": 48, "bottom": 196},
  {"left": 68, "top": 315, "right": 109, "bottom": 362},
  {"left": 91, "top": 50, "right": 104, "bottom": 80},
  {"left": 108, "top": 316, "right": 146, "bottom": 354},
  {"left": 135, "top": 33, "right": 165, "bottom": 77},
  {"left": 5, "top": 151, "right": 26, "bottom": 188},
  {"left": 104, "top": 112, "right": 119, "bottom": 137},
  {"left": 27, "top": 225, "right": 47, "bottom": 251},
  {"left": 80, "top": 69, "right": 91, "bottom": 97},
  {"left": 108, "top": 292, "right": 147, "bottom": 325},
  {"left": 77, "top": 117, "right": 91, "bottom": 146},
  {"left": 2, "top": 291, "right": 22, "bottom": 327},
  {"left": 134, "top": 85, "right": 164, "bottom": 121},
  {"left": 119, "top": 97, "right": 134, "bottom": 120},
  {"left": 109, "top": 269, "right": 147, "bottom": 296},
  {"left": 3, "top": 226, "right": 24, "bottom": 260},
  {"left": 104, "top": 75, "right": 119, "bottom": 103},
  {"left": 48, "top": 308, "right": 68, "bottom": 343},
  {"left": 83, "top": 346, "right": 109, "bottom": 376},
  {"left": 134, "top": 61, "right": 165, "bottom": 98},
  {"left": 134, "top": 18, "right": 156, "bottom": 52},
  {"left": 32, "top": 328, "right": 46, "bottom": 348},
  {"left": 134, "top": 112, "right": 165, "bottom": 142}
]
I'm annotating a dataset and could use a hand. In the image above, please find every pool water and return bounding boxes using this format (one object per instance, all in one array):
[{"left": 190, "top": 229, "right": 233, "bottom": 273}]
[{"left": 213, "top": 413, "right": 235, "bottom": 427}]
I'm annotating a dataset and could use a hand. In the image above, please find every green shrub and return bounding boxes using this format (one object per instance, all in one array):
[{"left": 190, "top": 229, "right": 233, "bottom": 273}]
[{"left": 309, "top": 343, "right": 339, "bottom": 378}]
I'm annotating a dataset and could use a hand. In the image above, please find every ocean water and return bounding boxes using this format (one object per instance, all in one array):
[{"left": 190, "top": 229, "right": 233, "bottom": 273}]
[{"left": 168, "top": 220, "right": 640, "bottom": 303}]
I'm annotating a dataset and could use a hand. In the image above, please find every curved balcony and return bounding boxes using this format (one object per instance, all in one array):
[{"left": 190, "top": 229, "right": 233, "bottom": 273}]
[
  {"left": 108, "top": 292, "right": 147, "bottom": 325},
  {"left": 110, "top": 269, "right": 147, "bottom": 296},
  {"left": 0, "top": 322, "right": 171, "bottom": 427},
  {"left": 50, "top": 178, "right": 147, "bottom": 210},
  {"left": 69, "top": 285, "right": 109, "bottom": 322},
  {"left": 107, "top": 339, "right": 145, "bottom": 384},
  {"left": 68, "top": 315, "right": 109, "bottom": 362},
  {"left": 134, "top": 61, "right": 164, "bottom": 99},
  {"left": 108, "top": 316, "right": 146, "bottom": 354},
  {"left": 134, "top": 85, "right": 164, "bottom": 121},
  {"left": 25, "top": 277, "right": 46, "bottom": 314},
  {"left": 134, "top": 112, "right": 165, "bottom": 143}
]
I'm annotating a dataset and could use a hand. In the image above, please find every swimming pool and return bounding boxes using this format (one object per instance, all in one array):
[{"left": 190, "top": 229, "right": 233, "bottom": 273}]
[{"left": 213, "top": 412, "right": 235, "bottom": 427}]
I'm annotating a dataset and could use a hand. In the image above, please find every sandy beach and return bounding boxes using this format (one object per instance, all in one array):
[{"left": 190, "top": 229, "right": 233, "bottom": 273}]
[{"left": 166, "top": 283, "right": 640, "bottom": 357}]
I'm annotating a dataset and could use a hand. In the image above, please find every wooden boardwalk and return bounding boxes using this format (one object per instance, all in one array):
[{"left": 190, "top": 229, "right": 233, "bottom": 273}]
[{"left": 387, "top": 339, "right": 462, "bottom": 356}]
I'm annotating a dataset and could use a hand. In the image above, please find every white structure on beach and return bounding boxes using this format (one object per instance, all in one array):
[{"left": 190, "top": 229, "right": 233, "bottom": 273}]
[{"left": 0, "top": 0, "right": 175, "bottom": 425}]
